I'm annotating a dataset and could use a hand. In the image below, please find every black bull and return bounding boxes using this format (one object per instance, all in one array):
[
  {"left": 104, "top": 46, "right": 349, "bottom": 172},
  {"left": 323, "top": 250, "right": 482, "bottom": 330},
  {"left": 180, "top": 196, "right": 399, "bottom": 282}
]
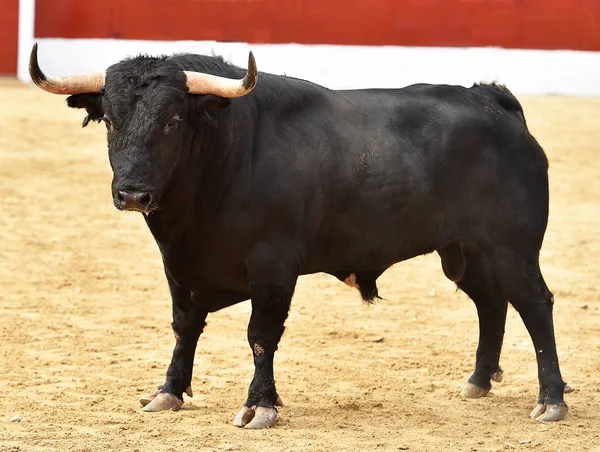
[{"left": 30, "top": 45, "right": 569, "bottom": 428}]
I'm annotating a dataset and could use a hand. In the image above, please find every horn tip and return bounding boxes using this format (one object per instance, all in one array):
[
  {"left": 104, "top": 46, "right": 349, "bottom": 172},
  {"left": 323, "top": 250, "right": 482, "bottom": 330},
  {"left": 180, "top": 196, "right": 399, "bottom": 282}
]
[
  {"left": 30, "top": 42, "right": 38, "bottom": 65},
  {"left": 29, "top": 42, "right": 47, "bottom": 85},
  {"left": 30, "top": 42, "right": 39, "bottom": 65},
  {"left": 244, "top": 51, "right": 258, "bottom": 90}
]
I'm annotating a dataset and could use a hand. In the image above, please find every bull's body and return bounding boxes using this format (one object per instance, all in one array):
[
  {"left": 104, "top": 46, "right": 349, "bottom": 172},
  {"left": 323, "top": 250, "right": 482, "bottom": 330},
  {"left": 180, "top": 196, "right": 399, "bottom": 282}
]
[
  {"left": 150, "top": 62, "right": 539, "bottom": 301},
  {"left": 31, "top": 48, "right": 568, "bottom": 427}
]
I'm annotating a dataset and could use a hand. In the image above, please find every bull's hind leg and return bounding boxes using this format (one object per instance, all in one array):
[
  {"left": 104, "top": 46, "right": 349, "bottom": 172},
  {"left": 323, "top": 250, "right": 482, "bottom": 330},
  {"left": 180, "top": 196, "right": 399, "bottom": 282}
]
[
  {"left": 440, "top": 244, "right": 508, "bottom": 398},
  {"left": 141, "top": 280, "right": 207, "bottom": 412},
  {"left": 488, "top": 247, "right": 568, "bottom": 421}
]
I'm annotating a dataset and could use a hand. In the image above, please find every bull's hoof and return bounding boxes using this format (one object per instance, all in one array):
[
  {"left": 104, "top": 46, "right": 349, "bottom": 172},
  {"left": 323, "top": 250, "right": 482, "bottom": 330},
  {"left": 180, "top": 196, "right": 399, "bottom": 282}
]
[
  {"left": 233, "top": 397, "right": 283, "bottom": 429},
  {"left": 142, "top": 393, "right": 183, "bottom": 412},
  {"left": 233, "top": 406, "right": 256, "bottom": 427},
  {"left": 530, "top": 403, "right": 568, "bottom": 422},
  {"left": 491, "top": 371, "right": 504, "bottom": 383},
  {"left": 233, "top": 406, "right": 278, "bottom": 429},
  {"left": 460, "top": 382, "right": 490, "bottom": 398},
  {"left": 140, "top": 385, "right": 192, "bottom": 408},
  {"left": 140, "top": 387, "right": 161, "bottom": 407},
  {"left": 245, "top": 407, "right": 279, "bottom": 429},
  {"left": 529, "top": 403, "right": 545, "bottom": 419}
]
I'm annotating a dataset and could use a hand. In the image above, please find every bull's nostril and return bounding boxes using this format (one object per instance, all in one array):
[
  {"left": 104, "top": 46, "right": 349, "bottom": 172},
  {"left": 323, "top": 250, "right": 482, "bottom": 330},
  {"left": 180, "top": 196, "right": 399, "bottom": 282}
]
[
  {"left": 115, "top": 189, "right": 154, "bottom": 212},
  {"left": 140, "top": 193, "right": 152, "bottom": 207}
]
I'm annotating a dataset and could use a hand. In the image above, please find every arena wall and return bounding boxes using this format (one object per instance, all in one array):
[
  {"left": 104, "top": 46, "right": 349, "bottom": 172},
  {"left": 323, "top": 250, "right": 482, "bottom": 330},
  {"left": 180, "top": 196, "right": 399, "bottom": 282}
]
[
  {"left": 0, "top": 0, "right": 19, "bottom": 75},
  {"left": 6, "top": 0, "right": 600, "bottom": 95},
  {"left": 34, "top": 0, "right": 600, "bottom": 51}
]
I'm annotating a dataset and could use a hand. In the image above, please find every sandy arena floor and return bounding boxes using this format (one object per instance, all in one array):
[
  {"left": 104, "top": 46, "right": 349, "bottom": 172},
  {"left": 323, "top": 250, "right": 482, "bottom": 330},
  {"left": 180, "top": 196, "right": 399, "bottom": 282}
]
[{"left": 1, "top": 79, "right": 599, "bottom": 451}]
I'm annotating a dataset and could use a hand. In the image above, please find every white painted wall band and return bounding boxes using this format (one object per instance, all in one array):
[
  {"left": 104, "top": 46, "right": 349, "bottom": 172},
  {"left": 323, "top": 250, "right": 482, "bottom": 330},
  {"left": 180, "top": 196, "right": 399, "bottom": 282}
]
[{"left": 20, "top": 37, "right": 600, "bottom": 96}]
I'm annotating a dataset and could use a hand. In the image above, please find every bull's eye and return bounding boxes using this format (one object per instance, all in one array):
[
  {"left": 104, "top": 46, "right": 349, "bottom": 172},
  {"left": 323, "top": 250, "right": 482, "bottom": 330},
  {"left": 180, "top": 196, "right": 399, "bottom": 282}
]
[{"left": 164, "top": 115, "right": 182, "bottom": 134}]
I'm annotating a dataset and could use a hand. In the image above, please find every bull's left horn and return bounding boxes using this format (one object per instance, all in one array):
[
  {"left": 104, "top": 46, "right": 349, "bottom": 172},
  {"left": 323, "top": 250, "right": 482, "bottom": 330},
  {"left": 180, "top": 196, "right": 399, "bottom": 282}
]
[
  {"left": 29, "top": 43, "right": 105, "bottom": 95},
  {"left": 184, "top": 51, "right": 257, "bottom": 98}
]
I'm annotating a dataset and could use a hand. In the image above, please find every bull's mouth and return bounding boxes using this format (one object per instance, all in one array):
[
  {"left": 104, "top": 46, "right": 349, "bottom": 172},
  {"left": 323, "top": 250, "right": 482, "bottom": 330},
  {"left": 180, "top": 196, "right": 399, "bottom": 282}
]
[{"left": 117, "top": 204, "right": 158, "bottom": 216}]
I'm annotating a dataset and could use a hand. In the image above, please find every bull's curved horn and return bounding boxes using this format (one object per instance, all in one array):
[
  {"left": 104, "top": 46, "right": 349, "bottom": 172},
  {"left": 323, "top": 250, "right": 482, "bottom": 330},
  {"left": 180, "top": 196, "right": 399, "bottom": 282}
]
[
  {"left": 184, "top": 51, "right": 257, "bottom": 98},
  {"left": 29, "top": 43, "right": 105, "bottom": 95}
]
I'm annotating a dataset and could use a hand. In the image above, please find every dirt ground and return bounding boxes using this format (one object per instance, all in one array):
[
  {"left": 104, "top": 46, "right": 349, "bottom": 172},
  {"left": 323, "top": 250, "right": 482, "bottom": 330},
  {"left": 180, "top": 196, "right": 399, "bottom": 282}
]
[{"left": 1, "top": 78, "right": 599, "bottom": 452}]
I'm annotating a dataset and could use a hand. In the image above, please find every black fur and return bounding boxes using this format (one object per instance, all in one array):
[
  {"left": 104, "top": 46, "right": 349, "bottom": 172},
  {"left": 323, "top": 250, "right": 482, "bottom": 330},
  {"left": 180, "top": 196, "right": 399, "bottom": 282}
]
[
  {"left": 67, "top": 93, "right": 104, "bottom": 127},
  {"left": 472, "top": 82, "right": 529, "bottom": 129}
]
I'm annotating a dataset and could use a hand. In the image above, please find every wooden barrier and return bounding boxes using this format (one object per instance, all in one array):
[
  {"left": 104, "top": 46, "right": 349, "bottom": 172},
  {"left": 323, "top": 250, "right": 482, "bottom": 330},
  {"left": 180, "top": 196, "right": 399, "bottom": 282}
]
[
  {"left": 35, "top": 0, "right": 600, "bottom": 51},
  {"left": 0, "top": 0, "right": 19, "bottom": 75}
]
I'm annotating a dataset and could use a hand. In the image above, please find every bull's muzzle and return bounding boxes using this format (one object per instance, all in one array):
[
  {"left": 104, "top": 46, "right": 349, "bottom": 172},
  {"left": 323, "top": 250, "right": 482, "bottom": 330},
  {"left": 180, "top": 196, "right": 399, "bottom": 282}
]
[{"left": 114, "top": 189, "right": 155, "bottom": 214}]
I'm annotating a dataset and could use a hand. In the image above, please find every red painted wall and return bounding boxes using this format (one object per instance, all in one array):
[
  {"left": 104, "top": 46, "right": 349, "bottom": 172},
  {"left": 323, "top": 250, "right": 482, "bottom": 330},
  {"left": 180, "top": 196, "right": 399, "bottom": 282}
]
[
  {"left": 33, "top": 0, "right": 600, "bottom": 51},
  {"left": 0, "top": 0, "right": 19, "bottom": 75}
]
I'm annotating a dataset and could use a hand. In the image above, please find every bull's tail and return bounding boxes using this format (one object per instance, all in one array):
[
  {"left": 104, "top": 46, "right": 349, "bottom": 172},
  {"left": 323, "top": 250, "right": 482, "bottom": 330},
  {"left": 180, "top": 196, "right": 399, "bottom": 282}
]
[{"left": 472, "top": 82, "right": 528, "bottom": 129}]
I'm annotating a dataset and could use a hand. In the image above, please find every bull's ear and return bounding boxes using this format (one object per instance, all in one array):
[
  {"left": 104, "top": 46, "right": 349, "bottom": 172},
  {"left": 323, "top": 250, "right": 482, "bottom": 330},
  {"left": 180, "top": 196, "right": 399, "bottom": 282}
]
[
  {"left": 194, "top": 95, "right": 231, "bottom": 126},
  {"left": 197, "top": 95, "right": 231, "bottom": 110},
  {"left": 66, "top": 93, "right": 104, "bottom": 127}
]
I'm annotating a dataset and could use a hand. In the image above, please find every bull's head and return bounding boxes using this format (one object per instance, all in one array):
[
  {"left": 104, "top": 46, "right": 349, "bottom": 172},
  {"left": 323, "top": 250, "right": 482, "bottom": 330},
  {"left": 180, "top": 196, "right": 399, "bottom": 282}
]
[{"left": 29, "top": 43, "right": 257, "bottom": 214}]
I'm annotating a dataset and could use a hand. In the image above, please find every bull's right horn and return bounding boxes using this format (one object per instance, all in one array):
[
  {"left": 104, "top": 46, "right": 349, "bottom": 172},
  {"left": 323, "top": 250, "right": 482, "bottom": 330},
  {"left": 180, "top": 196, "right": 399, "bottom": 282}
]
[
  {"left": 29, "top": 43, "right": 105, "bottom": 95},
  {"left": 184, "top": 51, "right": 258, "bottom": 98}
]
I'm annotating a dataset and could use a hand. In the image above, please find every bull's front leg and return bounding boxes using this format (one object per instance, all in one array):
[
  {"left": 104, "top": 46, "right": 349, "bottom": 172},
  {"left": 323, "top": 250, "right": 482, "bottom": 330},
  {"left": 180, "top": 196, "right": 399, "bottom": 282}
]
[
  {"left": 233, "top": 267, "right": 296, "bottom": 429},
  {"left": 141, "top": 280, "right": 208, "bottom": 411}
]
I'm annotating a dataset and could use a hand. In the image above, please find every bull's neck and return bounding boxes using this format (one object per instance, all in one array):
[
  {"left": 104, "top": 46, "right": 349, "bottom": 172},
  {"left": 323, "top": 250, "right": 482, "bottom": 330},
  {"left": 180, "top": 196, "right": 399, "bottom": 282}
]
[{"left": 144, "top": 100, "right": 254, "bottom": 244}]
